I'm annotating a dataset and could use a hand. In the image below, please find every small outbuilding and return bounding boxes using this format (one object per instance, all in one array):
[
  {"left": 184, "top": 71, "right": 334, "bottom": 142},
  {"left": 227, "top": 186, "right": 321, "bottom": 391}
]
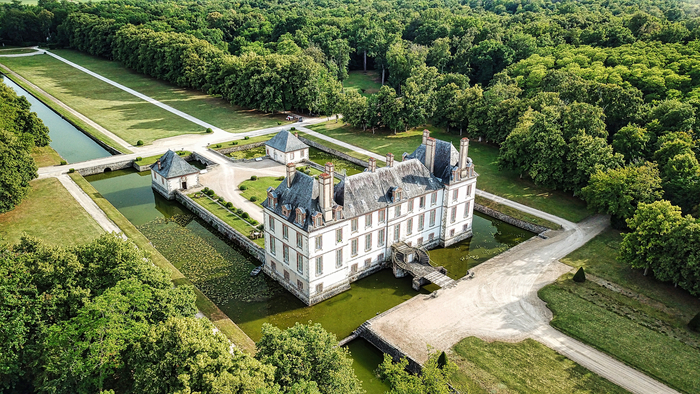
[
  {"left": 151, "top": 150, "right": 200, "bottom": 199},
  {"left": 265, "top": 129, "right": 309, "bottom": 165}
]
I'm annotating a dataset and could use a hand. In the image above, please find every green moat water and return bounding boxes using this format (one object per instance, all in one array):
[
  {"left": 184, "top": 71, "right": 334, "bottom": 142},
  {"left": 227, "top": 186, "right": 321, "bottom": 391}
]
[{"left": 86, "top": 168, "right": 533, "bottom": 393}]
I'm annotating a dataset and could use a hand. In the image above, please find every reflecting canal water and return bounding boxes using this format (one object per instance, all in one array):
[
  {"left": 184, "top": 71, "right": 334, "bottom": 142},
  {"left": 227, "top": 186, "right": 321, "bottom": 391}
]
[
  {"left": 86, "top": 168, "right": 533, "bottom": 393},
  {"left": 2, "top": 75, "right": 111, "bottom": 163}
]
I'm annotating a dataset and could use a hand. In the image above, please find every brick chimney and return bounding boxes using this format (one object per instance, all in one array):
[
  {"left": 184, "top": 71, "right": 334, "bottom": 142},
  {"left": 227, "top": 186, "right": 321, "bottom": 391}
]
[
  {"left": 386, "top": 153, "right": 394, "bottom": 167},
  {"left": 320, "top": 172, "right": 333, "bottom": 221},
  {"left": 459, "top": 138, "right": 469, "bottom": 178},
  {"left": 368, "top": 157, "right": 377, "bottom": 172},
  {"left": 422, "top": 129, "right": 430, "bottom": 145},
  {"left": 157, "top": 160, "right": 161, "bottom": 170},
  {"left": 286, "top": 162, "right": 296, "bottom": 187},
  {"left": 325, "top": 162, "right": 334, "bottom": 180},
  {"left": 425, "top": 137, "right": 436, "bottom": 174}
]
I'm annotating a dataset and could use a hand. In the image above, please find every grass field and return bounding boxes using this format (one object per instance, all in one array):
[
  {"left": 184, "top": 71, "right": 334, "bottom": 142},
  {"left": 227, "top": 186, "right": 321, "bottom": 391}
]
[
  {"left": 0, "top": 48, "right": 39, "bottom": 55},
  {"left": 343, "top": 70, "right": 382, "bottom": 95},
  {"left": 475, "top": 195, "right": 561, "bottom": 230},
  {"left": 187, "top": 193, "right": 264, "bottom": 247},
  {"left": 0, "top": 178, "right": 103, "bottom": 246},
  {"left": 50, "top": 50, "right": 291, "bottom": 133},
  {"left": 212, "top": 134, "right": 272, "bottom": 150},
  {"left": 450, "top": 337, "right": 629, "bottom": 393},
  {"left": 227, "top": 145, "right": 266, "bottom": 159},
  {"left": 239, "top": 176, "right": 283, "bottom": 208},
  {"left": 306, "top": 122, "right": 592, "bottom": 222},
  {"left": 298, "top": 131, "right": 377, "bottom": 163},
  {"left": 539, "top": 276, "right": 700, "bottom": 393},
  {"left": 31, "top": 145, "right": 63, "bottom": 167},
  {"left": 70, "top": 173, "right": 256, "bottom": 352}
]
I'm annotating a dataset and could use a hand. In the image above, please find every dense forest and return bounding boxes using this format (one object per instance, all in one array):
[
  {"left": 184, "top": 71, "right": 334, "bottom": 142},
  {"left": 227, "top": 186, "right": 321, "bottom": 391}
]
[{"left": 1, "top": 0, "right": 698, "bottom": 310}]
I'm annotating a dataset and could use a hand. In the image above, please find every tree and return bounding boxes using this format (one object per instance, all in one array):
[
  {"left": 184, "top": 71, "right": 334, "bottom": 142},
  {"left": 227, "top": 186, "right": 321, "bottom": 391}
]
[
  {"left": 0, "top": 129, "right": 37, "bottom": 213},
  {"left": 580, "top": 163, "right": 664, "bottom": 221},
  {"left": 573, "top": 267, "right": 586, "bottom": 282},
  {"left": 339, "top": 91, "right": 368, "bottom": 129},
  {"left": 255, "top": 322, "right": 363, "bottom": 394},
  {"left": 613, "top": 124, "right": 650, "bottom": 163},
  {"left": 377, "top": 350, "right": 459, "bottom": 394}
]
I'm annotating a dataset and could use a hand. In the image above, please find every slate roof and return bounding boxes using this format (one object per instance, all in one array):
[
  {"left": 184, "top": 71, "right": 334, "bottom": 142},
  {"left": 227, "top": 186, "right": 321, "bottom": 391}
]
[
  {"left": 405, "top": 139, "right": 460, "bottom": 184},
  {"left": 265, "top": 129, "right": 308, "bottom": 153},
  {"left": 334, "top": 159, "right": 443, "bottom": 218},
  {"left": 262, "top": 171, "right": 321, "bottom": 231},
  {"left": 152, "top": 150, "right": 199, "bottom": 179}
]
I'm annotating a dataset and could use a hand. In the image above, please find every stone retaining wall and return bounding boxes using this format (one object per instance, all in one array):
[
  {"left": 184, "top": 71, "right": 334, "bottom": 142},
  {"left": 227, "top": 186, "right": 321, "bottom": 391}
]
[
  {"left": 175, "top": 191, "right": 266, "bottom": 263},
  {"left": 474, "top": 203, "right": 549, "bottom": 235},
  {"left": 298, "top": 136, "right": 370, "bottom": 168},
  {"left": 77, "top": 159, "right": 135, "bottom": 176},
  {"left": 356, "top": 322, "right": 422, "bottom": 373},
  {"left": 214, "top": 141, "right": 266, "bottom": 155}
]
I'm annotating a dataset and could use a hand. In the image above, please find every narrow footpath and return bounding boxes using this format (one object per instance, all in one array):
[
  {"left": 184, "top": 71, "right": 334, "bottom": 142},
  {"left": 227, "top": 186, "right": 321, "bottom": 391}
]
[{"left": 56, "top": 174, "right": 124, "bottom": 237}]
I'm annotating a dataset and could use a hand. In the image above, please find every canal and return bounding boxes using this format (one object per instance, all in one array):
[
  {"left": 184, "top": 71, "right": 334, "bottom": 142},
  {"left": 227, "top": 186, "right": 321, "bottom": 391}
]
[
  {"left": 2, "top": 75, "right": 112, "bottom": 163},
  {"left": 86, "top": 168, "right": 533, "bottom": 393}
]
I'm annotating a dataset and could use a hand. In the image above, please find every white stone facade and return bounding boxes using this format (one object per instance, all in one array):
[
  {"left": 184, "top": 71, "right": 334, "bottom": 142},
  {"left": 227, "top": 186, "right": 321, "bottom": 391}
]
[{"left": 266, "top": 146, "right": 308, "bottom": 165}]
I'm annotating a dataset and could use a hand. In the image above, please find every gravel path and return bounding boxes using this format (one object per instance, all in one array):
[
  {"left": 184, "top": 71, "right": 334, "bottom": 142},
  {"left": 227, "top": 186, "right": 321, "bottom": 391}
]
[{"left": 56, "top": 174, "right": 124, "bottom": 237}]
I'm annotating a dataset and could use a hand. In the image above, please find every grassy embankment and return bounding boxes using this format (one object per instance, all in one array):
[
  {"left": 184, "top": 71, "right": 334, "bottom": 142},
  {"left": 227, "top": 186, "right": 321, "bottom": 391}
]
[
  {"left": 0, "top": 177, "right": 104, "bottom": 246},
  {"left": 474, "top": 195, "right": 561, "bottom": 230},
  {"left": 134, "top": 150, "right": 191, "bottom": 167},
  {"left": 0, "top": 64, "right": 131, "bottom": 154},
  {"left": 306, "top": 121, "right": 592, "bottom": 223},
  {"left": 0, "top": 48, "right": 39, "bottom": 55},
  {"left": 239, "top": 177, "right": 284, "bottom": 208},
  {"left": 539, "top": 229, "right": 700, "bottom": 393},
  {"left": 298, "top": 130, "right": 377, "bottom": 163},
  {"left": 69, "top": 173, "right": 256, "bottom": 353},
  {"left": 212, "top": 134, "right": 273, "bottom": 150},
  {"left": 31, "top": 145, "right": 63, "bottom": 167},
  {"left": 187, "top": 192, "right": 265, "bottom": 247},
  {"left": 343, "top": 70, "right": 382, "bottom": 96},
  {"left": 449, "top": 337, "right": 630, "bottom": 393},
  {"left": 51, "top": 49, "right": 293, "bottom": 133}
]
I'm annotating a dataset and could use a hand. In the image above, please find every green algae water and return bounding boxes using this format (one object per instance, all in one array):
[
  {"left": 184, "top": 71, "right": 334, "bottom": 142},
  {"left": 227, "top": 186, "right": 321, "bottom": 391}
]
[
  {"left": 308, "top": 147, "right": 365, "bottom": 175},
  {"left": 86, "top": 168, "right": 533, "bottom": 393}
]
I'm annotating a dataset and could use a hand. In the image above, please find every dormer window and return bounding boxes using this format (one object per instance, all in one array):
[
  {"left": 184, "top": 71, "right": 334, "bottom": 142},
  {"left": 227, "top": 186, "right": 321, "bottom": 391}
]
[
  {"left": 267, "top": 188, "right": 278, "bottom": 209},
  {"left": 295, "top": 208, "right": 306, "bottom": 225},
  {"left": 333, "top": 205, "right": 343, "bottom": 220},
  {"left": 313, "top": 212, "right": 323, "bottom": 227},
  {"left": 390, "top": 187, "right": 403, "bottom": 202},
  {"left": 282, "top": 204, "right": 291, "bottom": 217}
]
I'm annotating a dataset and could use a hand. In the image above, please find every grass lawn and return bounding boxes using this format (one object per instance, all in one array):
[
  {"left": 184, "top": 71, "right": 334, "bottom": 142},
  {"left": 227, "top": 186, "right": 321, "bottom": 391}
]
[
  {"left": 343, "top": 70, "right": 382, "bottom": 95},
  {"left": 298, "top": 131, "right": 376, "bottom": 163},
  {"left": 239, "top": 176, "right": 283, "bottom": 208},
  {"left": 539, "top": 276, "right": 700, "bottom": 393},
  {"left": 0, "top": 177, "right": 103, "bottom": 246},
  {"left": 0, "top": 48, "right": 39, "bottom": 55},
  {"left": 51, "top": 50, "right": 292, "bottom": 134},
  {"left": 188, "top": 193, "right": 264, "bottom": 247},
  {"left": 135, "top": 150, "right": 191, "bottom": 167},
  {"left": 31, "top": 145, "right": 63, "bottom": 167},
  {"left": 212, "top": 134, "right": 272, "bottom": 150},
  {"left": 227, "top": 146, "right": 266, "bottom": 159},
  {"left": 70, "top": 173, "right": 256, "bottom": 352},
  {"left": 306, "top": 121, "right": 592, "bottom": 222},
  {"left": 475, "top": 195, "right": 561, "bottom": 230},
  {"left": 450, "top": 337, "right": 629, "bottom": 394}
]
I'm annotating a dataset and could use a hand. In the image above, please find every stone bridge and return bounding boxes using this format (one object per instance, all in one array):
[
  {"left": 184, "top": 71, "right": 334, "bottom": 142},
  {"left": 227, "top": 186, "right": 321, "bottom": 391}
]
[{"left": 390, "top": 242, "right": 456, "bottom": 290}]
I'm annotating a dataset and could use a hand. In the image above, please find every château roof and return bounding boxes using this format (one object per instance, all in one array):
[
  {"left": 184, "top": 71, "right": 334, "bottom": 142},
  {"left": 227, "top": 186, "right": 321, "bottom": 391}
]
[
  {"left": 265, "top": 129, "right": 308, "bottom": 153},
  {"left": 405, "top": 139, "right": 460, "bottom": 184},
  {"left": 262, "top": 171, "right": 321, "bottom": 231},
  {"left": 152, "top": 150, "right": 199, "bottom": 179}
]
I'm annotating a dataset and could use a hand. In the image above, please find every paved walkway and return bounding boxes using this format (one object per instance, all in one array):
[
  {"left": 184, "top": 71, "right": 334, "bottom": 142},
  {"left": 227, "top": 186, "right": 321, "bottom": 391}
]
[{"left": 56, "top": 174, "right": 124, "bottom": 237}]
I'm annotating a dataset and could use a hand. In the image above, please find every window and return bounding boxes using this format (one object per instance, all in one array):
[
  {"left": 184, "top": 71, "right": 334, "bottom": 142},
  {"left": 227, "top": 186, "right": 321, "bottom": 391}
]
[
  {"left": 429, "top": 233, "right": 435, "bottom": 241},
  {"left": 297, "top": 255, "right": 304, "bottom": 274},
  {"left": 408, "top": 199, "right": 414, "bottom": 212},
  {"left": 395, "top": 205, "right": 401, "bottom": 218},
  {"left": 364, "top": 258, "right": 371, "bottom": 268},
  {"left": 453, "top": 189, "right": 459, "bottom": 201},
  {"left": 429, "top": 210, "right": 436, "bottom": 226},
  {"left": 269, "top": 237, "right": 276, "bottom": 255},
  {"left": 431, "top": 192, "right": 437, "bottom": 206},
  {"left": 394, "top": 224, "right": 400, "bottom": 241},
  {"left": 335, "top": 209, "right": 342, "bottom": 220},
  {"left": 351, "top": 218, "right": 358, "bottom": 232},
  {"left": 351, "top": 263, "right": 358, "bottom": 273},
  {"left": 283, "top": 225, "right": 288, "bottom": 240},
  {"left": 407, "top": 218, "right": 413, "bottom": 235},
  {"left": 284, "top": 270, "right": 290, "bottom": 282},
  {"left": 336, "top": 228, "right": 343, "bottom": 243},
  {"left": 296, "top": 233, "right": 303, "bottom": 248},
  {"left": 315, "top": 236, "right": 322, "bottom": 250},
  {"left": 419, "top": 196, "right": 426, "bottom": 209},
  {"left": 365, "top": 213, "right": 372, "bottom": 228},
  {"left": 378, "top": 229, "right": 385, "bottom": 246},
  {"left": 271, "top": 261, "right": 276, "bottom": 271},
  {"left": 336, "top": 249, "right": 343, "bottom": 268},
  {"left": 451, "top": 207, "right": 457, "bottom": 223},
  {"left": 378, "top": 253, "right": 384, "bottom": 261},
  {"left": 314, "top": 214, "right": 323, "bottom": 227},
  {"left": 379, "top": 210, "right": 386, "bottom": 223},
  {"left": 316, "top": 283, "right": 323, "bottom": 294},
  {"left": 418, "top": 214, "right": 425, "bottom": 231},
  {"left": 463, "top": 224, "right": 470, "bottom": 232},
  {"left": 417, "top": 237, "right": 423, "bottom": 246},
  {"left": 315, "top": 257, "right": 323, "bottom": 276},
  {"left": 365, "top": 234, "right": 372, "bottom": 251},
  {"left": 291, "top": 152, "right": 295, "bottom": 159},
  {"left": 297, "top": 280, "right": 303, "bottom": 290},
  {"left": 283, "top": 245, "right": 289, "bottom": 263},
  {"left": 466, "top": 184, "right": 472, "bottom": 197},
  {"left": 464, "top": 202, "right": 470, "bottom": 217},
  {"left": 351, "top": 239, "right": 358, "bottom": 256},
  {"left": 450, "top": 229, "right": 455, "bottom": 237},
  {"left": 269, "top": 216, "right": 275, "bottom": 231}
]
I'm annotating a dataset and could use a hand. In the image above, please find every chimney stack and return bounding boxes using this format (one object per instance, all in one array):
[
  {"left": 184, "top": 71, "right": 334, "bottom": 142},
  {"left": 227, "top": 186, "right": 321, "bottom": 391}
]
[
  {"left": 425, "top": 137, "right": 436, "bottom": 174},
  {"left": 459, "top": 138, "right": 469, "bottom": 178},
  {"left": 320, "top": 172, "right": 333, "bottom": 221},
  {"left": 157, "top": 160, "right": 161, "bottom": 170},
  {"left": 386, "top": 153, "right": 394, "bottom": 167},
  {"left": 295, "top": 131, "right": 299, "bottom": 138},
  {"left": 422, "top": 129, "right": 430, "bottom": 145},
  {"left": 325, "top": 162, "right": 334, "bottom": 180},
  {"left": 368, "top": 157, "right": 377, "bottom": 172},
  {"left": 286, "top": 162, "right": 296, "bottom": 187}
]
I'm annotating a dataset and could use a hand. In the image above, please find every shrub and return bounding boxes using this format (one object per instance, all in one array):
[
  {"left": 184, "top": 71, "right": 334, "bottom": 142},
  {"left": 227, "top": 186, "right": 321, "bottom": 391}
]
[
  {"left": 257, "top": 224, "right": 264, "bottom": 231},
  {"left": 60, "top": 160, "right": 67, "bottom": 165},
  {"left": 277, "top": 121, "right": 282, "bottom": 125},
  {"left": 276, "top": 176, "right": 284, "bottom": 181},
  {"left": 250, "top": 196, "right": 258, "bottom": 202},
  {"left": 573, "top": 267, "right": 586, "bottom": 283},
  {"left": 242, "top": 212, "right": 250, "bottom": 219},
  {"left": 203, "top": 187, "right": 210, "bottom": 193},
  {"left": 177, "top": 151, "right": 186, "bottom": 155},
  {"left": 136, "top": 140, "right": 144, "bottom": 146},
  {"left": 236, "top": 208, "right": 243, "bottom": 215},
  {"left": 244, "top": 136, "right": 250, "bottom": 140},
  {"left": 232, "top": 141, "right": 238, "bottom": 145},
  {"left": 68, "top": 168, "right": 75, "bottom": 173},
  {"left": 135, "top": 157, "right": 142, "bottom": 161},
  {"left": 437, "top": 351, "right": 448, "bottom": 369},
  {"left": 215, "top": 144, "right": 222, "bottom": 148},
  {"left": 225, "top": 202, "right": 233, "bottom": 209},
  {"left": 689, "top": 313, "right": 700, "bottom": 332},
  {"left": 251, "top": 220, "right": 258, "bottom": 225},
  {"left": 239, "top": 185, "right": 248, "bottom": 191},
  {"left": 250, "top": 175, "right": 258, "bottom": 181},
  {"left": 206, "top": 128, "right": 213, "bottom": 133},
  {"left": 290, "top": 127, "right": 296, "bottom": 131}
]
